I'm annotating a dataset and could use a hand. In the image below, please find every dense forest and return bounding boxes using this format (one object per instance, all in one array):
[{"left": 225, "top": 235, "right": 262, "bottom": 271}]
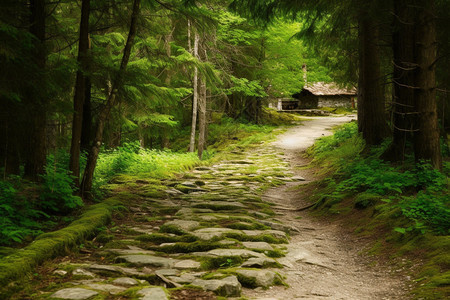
[
  {"left": 0, "top": 0, "right": 449, "bottom": 299},
  {"left": 1, "top": 0, "right": 449, "bottom": 240}
]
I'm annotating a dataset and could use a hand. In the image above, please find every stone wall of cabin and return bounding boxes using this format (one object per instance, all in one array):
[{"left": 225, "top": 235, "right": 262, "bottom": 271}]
[{"left": 318, "top": 95, "right": 354, "bottom": 108}]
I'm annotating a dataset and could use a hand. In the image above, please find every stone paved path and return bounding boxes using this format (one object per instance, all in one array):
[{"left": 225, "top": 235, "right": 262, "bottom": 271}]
[
  {"left": 31, "top": 130, "right": 306, "bottom": 300},
  {"left": 20, "top": 115, "right": 409, "bottom": 300}
]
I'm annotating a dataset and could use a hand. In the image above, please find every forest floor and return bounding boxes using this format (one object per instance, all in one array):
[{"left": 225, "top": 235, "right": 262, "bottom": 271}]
[{"left": 4, "top": 115, "right": 413, "bottom": 300}]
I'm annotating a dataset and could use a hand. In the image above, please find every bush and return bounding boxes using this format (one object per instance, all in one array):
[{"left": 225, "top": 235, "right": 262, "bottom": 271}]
[
  {"left": 40, "top": 154, "right": 83, "bottom": 213},
  {"left": 0, "top": 180, "right": 45, "bottom": 245}
]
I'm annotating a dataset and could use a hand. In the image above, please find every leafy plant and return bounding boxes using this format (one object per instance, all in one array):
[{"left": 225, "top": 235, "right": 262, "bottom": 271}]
[{"left": 40, "top": 154, "right": 83, "bottom": 213}]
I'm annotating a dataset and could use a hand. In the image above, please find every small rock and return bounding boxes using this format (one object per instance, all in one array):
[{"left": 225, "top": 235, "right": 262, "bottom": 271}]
[
  {"left": 173, "top": 259, "right": 201, "bottom": 269},
  {"left": 192, "top": 276, "right": 241, "bottom": 297},
  {"left": 85, "top": 283, "right": 126, "bottom": 295},
  {"left": 104, "top": 249, "right": 155, "bottom": 255},
  {"left": 235, "top": 269, "right": 280, "bottom": 288},
  {"left": 291, "top": 176, "right": 306, "bottom": 181},
  {"left": 155, "top": 269, "right": 179, "bottom": 276},
  {"left": 242, "top": 241, "right": 274, "bottom": 251},
  {"left": 112, "top": 277, "right": 139, "bottom": 286},
  {"left": 72, "top": 269, "right": 96, "bottom": 278},
  {"left": 192, "top": 228, "right": 241, "bottom": 240},
  {"left": 53, "top": 270, "right": 68, "bottom": 276},
  {"left": 207, "top": 249, "right": 265, "bottom": 258},
  {"left": 115, "top": 255, "right": 177, "bottom": 268},
  {"left": 164, "top": 220, "right": 200, "bottom": 231},
  {"left": 138, "top": 287, "right": 168, "bottom": 300},
  {"left": 50, "top": 288, "right": 98, "bottom": 300},
  {"left": 241, "top": 257, "right": 278, "bottom": 268}
]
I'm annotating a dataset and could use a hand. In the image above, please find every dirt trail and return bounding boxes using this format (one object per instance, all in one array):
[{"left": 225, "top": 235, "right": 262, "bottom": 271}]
[{"left": 244, "top": 115, "right": 410, "bottom": 300}]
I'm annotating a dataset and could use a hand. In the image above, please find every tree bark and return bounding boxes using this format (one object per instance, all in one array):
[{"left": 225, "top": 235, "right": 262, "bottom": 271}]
[
  {"left": 382, "top": 0, "right": 415, "bottom": 161},
  {"left": 189, "top": 30, "right": 199, "bottom": 152},
  {"left": 80, "top": 76, "right": 93, "bottom": 152},
  {"left": 357, "top": 9, "right": 389, "bottom": 146},
  {"left": 80, "top": 0, "right": 141, "bottom": 199},
  {"left": 197, "top": 74, "right": 207, "bottom": 159},
  {"left": 413, "top": 0, "right": 442, "bottom": 169},
  {"left": 24, "top": 0, "right": 47, "bottom": 181},
  {"left": 69, "top": 0, "right": 91, "bottom": 187}
]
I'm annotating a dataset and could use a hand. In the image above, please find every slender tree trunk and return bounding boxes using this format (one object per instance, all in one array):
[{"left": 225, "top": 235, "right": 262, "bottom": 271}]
[
  {"left": 80, "top": 0, "right": 141, "bottom": 199},
  {"left": 69, "top": 0, "right": 90, "bottom": 187},
  {"left": 198, "top": 75, "right": 207, "bottom": 159},
  {"left": 382, "top": 0, "right": 415, "bottom": 161},
  {"left": 161, "top": 28, "right": 174, "bottom": 149},
  {"left": 413, "top": 0, "right": 442, "bottom": 169},
  {"left": 357, "top": 9, "right": 389, "bottom": 145},
  {"left": 189, "top": 31, "right": 199, "bottom": 152},
  {"left": 80, "top": 76, "right": 93, "bottom": 152},
  {"left": 24, "top": 0, "right": 47, "bottom": 181}
]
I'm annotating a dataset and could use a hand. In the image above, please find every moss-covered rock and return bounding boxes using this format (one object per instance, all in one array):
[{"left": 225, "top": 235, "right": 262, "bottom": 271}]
[{"left": 0, "top": 198, "right": 122, "bottom": 286}]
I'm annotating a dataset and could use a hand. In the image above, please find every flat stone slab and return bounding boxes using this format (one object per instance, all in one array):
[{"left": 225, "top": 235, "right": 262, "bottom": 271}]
[
  {"left": 235, "top": 269, "right": 280, "bottom": 287},
  {"left": 242, "top": 241, "right": 274, "bottom": 251},
  {"left": 167, "top": 273, "right": 198, "bottom": 284},
  {"left": 241, "top": 257, "right": 278, "bottom": 268},
  {"left": 50, "top": 288, "right": 98, "bottom": 300},
  {"left": 192, "top": 276, "right": 241, "bottom": 297},
  {"left": 164, "top": 219, "right": 200, "bottom": 231},
  {"left": 112, "top": 277, "right": 139, "bottom": 286},
  {"left": 206, "top": 249, "right": 265, "bottom": 258},
  {"left": 72, "top": 269, "right": 96, "bottom": 278},
  {"left": 259, "top": 220, "right": 300, "bottom": 233},
  {"left": 85, "top": 283, "right": 126, "bottom": 295},
  {"left": 116, "top": 255, "right": 177, "bottom": 268},
  {"left": 104, "top": 248, "right": 155, "bottom": 255},
  {"left": 242, "top": 229, "right": 287, "bottom": 240},
  {"left": 138, "top": 287, "right": 168, "bottom": 300},
  {"left": 88, "top": 264, "right": 146, "bottom": 276},
  {"left": 192, "top": 228, "right": 241, "bottom": 240},
  {"left": 192, "top": 201, "right": 246, "bottom": 211},
  {"left": 173, "top": 259, "right": 201, "bottom": 269}
]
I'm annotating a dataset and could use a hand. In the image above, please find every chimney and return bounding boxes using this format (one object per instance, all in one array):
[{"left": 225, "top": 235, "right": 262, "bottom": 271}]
[{"left": 302, "top": 64, "right": 307, "bottom": 85}]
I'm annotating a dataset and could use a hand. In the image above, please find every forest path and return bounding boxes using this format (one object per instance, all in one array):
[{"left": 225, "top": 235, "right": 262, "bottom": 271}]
[
  {"left": 243, "top": 115, "right": 410, "bottom": 300},
  {"left": 18, "top": 115, "right": 409, "bottom": 300}
]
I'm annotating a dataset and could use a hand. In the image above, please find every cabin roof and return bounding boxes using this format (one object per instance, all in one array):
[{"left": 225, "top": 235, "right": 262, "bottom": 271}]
[{"left": 303, "top": 82, "right": 356, "bottom": 96}]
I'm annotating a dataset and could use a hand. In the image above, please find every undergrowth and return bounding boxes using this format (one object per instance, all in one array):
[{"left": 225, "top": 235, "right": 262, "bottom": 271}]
[{"left": 307, "top": 121, "right": 450, "bottom": 298}]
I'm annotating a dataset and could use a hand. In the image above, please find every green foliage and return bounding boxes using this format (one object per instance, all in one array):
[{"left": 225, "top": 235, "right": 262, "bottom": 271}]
[
  {"left": 40, "top": 154, "right": 83, "bottom": 213},
  {"left": 310, "top": 122, "right": 358, "bottom": 154},
  {"left": 399, "top": 192, "right": 449, "bottom": 235},
  {"left": 94, "top": 141, "right": 201, "bottom": 188},
  {"left": 310, "top": 123, "right": 449, "bottom": 236}
]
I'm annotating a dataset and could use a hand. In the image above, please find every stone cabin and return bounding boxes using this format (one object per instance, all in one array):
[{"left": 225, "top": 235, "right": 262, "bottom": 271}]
[{"left": 292, "top": 82, "right": 357, "bottom": 109}]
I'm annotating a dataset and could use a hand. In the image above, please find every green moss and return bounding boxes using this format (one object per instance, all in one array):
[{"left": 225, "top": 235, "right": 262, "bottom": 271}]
[
  {"left": 136, "top": 233, "right": 198, "bottom": 244},
  {"left": 158, "top": 207, "right": 179, "bottom": 215},
  {"left": 0, "top": 198, "right": 122, "bottom": 286},
  {"left": 200, "top": 256, "right": 244, "bottom": 270},
  {"left": 95, "top": 233, "right": 114, "bottom": 244},
  {"left": 159, "top": 224, "right": 185, "bottom": 235},
  {"left": 153, "top": 241, "right": 228, "bottom": 254},
  {"left": 223, "top": 233, "right": 287, "bottom": 244}
]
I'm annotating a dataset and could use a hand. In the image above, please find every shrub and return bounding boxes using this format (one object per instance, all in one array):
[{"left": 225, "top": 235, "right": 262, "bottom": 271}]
[{"left": 40, "top": 154, "right": 83, "bottom": 213}]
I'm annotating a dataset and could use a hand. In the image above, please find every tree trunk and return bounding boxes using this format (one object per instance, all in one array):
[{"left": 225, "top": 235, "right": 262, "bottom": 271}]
[
  {"left": 413, "top": 0, "right": 442, "bottom": 169},
  {"left": 69, "top": 0, "right": 90, "bottom": 187},
  {"left": 357, "top": 9, "right": 389, "bottom": 145},
  {"left": 382, "top": 0, "right": 415, "bottom": 161},
  {"left": 24, "top": 0, "right": 47, "bottom": 181},
  {"left": 80, "top": 76, "right": 93, "bottom": 152},
  {"left": 189, "top": 30, "right": 199, "bottom": 152},
  {"left": 198, "top": 75, "right": 207, "bottom": 159},
  {"left": 80, "top": 0, "right": 141, "bottom": 199}
]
